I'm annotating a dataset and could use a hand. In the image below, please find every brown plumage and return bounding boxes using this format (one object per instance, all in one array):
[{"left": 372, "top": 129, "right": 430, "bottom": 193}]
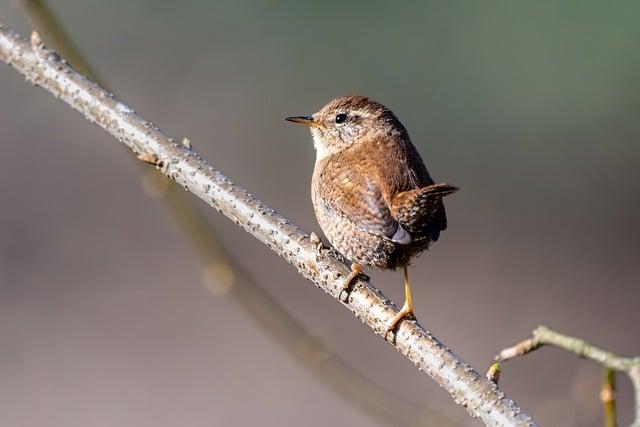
[{"left": 285, "top": 95, "right": 457, "bottom": 337}]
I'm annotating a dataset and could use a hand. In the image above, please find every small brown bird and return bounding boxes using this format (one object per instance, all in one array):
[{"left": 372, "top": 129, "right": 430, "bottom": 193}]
[{"left": 285, "top": 95, "right": 456, "bottom": 337}]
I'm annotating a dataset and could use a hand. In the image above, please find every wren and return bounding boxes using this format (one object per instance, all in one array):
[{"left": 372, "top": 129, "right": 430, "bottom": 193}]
[{"left": 285, "top": 95, "right": 456, "bottom": 338}]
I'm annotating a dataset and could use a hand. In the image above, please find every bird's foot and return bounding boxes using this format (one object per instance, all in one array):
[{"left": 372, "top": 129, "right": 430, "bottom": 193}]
[
  {"left": 338, "top": 262, "right": 363, "bottom": 302},
  {"left": 137, "top": 152, "right": 164, "bottom": 168},
  {"left": 309, "top": 232, "right": 325, "bottom": 260},
  {"left": 384, "top": 304, "right": 416, "bottom": 342},
  {"left": 384, "top": 265, "right": 416, "bottom": 342}
]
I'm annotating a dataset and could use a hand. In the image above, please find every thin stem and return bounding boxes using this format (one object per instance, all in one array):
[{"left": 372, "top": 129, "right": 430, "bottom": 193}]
[
  {"left": 496, "top": 325, "right": 640, "bottom": 426},
  {"left": 601, "top": 368, "right": 617, "bottom": 427}
]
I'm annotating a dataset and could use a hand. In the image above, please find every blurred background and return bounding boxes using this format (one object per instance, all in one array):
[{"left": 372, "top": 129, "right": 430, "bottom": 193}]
[{"left": 1, "top": 1, "right": 639, "bottom": 426}]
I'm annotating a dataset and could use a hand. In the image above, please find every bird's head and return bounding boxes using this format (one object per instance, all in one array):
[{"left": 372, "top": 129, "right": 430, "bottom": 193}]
[{"left": 285, "top": 95, "right": 408, "bottom": 161}]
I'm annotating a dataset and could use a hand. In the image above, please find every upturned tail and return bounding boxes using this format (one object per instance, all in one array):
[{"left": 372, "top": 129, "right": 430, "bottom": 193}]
[{"left": 391, "top": 183, "right": 458, "bottom": 242}]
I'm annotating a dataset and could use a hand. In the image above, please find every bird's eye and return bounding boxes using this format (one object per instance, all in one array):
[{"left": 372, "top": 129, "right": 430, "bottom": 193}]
[{"left": 335, "top": 113, "right": 347, "bottom": 124}]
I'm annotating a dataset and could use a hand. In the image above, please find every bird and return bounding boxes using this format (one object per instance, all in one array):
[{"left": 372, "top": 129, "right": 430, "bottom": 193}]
[{"left": 284, "top": 95, "right": 457, "bottom": 338}]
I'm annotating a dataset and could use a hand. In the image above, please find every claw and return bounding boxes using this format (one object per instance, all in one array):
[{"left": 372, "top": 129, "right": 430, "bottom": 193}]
[
  {"left": 138, "top": 152, "right": 163, "bottom": 168},
  {"left": 339, "top": 262, "right": 362, "bottom": 302},
  {"left": 309, "top": 232, "right": 324, "bottom": 259}
]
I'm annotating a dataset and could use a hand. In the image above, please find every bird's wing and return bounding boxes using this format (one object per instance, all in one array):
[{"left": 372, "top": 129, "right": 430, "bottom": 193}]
[{"left": 317, "top": 161, "right": 411, "bottom": 244}]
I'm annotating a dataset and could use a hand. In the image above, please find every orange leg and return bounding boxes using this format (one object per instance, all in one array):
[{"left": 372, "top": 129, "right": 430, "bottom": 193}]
[
  {"left": 339, "top": 262, "right": 362, "bottom": 302},
  {"left": 385, "top": 265, "right": 415, "bottom": 339}
]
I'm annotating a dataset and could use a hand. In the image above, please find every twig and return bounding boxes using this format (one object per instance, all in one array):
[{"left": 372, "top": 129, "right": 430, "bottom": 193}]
[
  {"left": 0, "top": 24, "right": 536, "bottom": 426},
  {"left": 496, "top": 325, "right": 640, "bottom": 426},
  {"left": 14, "top": 2, "right": 442, "bottom": 425}
]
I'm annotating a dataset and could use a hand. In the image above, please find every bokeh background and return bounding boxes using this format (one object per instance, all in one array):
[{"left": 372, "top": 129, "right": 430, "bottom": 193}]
[{"left": 2, "top": 1, "right": 639, "bottom": 426}]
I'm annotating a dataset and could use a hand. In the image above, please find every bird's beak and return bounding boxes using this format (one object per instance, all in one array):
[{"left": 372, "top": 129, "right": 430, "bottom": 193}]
[{"left": 284, "top": 115, "right": 323, "bottom": 129}]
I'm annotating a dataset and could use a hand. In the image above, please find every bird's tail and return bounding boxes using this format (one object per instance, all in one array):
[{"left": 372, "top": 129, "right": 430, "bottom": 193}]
[
  {"left": 391, "top": 183, "right": 458, "bottom": 239},
  {"left": 418, "top": 183, "right": 459, "bottom": 198}
]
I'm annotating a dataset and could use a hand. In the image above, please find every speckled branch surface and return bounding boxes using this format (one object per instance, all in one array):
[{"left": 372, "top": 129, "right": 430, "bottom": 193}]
[
  {"left": 0, "top": 24, "right": 535, "bottom": 426},
  {"left": 496, "top": 325, "right": 640, "bottom": 426}
]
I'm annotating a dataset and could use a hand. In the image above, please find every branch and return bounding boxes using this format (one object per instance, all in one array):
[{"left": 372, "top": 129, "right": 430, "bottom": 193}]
[
  {"left": 14, "top": 2, "right": 443, "bottom": 425},
  {"left": 0, "top": 23, "right": 536, "bottom": 426},
  {"left": 495, "top": 325, "right": 640, "bottom": 426}
]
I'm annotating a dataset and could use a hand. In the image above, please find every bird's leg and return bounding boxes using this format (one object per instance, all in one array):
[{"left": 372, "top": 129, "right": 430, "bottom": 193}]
[
  {"left": 339, "top": 262, "right": 362, "bottom": 302},
  {"left": 385, "top": 265, "right": 415, "bottom": 340}
]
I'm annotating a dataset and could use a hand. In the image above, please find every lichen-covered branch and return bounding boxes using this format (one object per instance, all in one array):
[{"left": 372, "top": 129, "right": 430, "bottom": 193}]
[
  {"left": 0, "top": 23, "right": 535, "bottom": 426},
  {"left": 496, "top": 325, "right": 640, "bottom": 426}
]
